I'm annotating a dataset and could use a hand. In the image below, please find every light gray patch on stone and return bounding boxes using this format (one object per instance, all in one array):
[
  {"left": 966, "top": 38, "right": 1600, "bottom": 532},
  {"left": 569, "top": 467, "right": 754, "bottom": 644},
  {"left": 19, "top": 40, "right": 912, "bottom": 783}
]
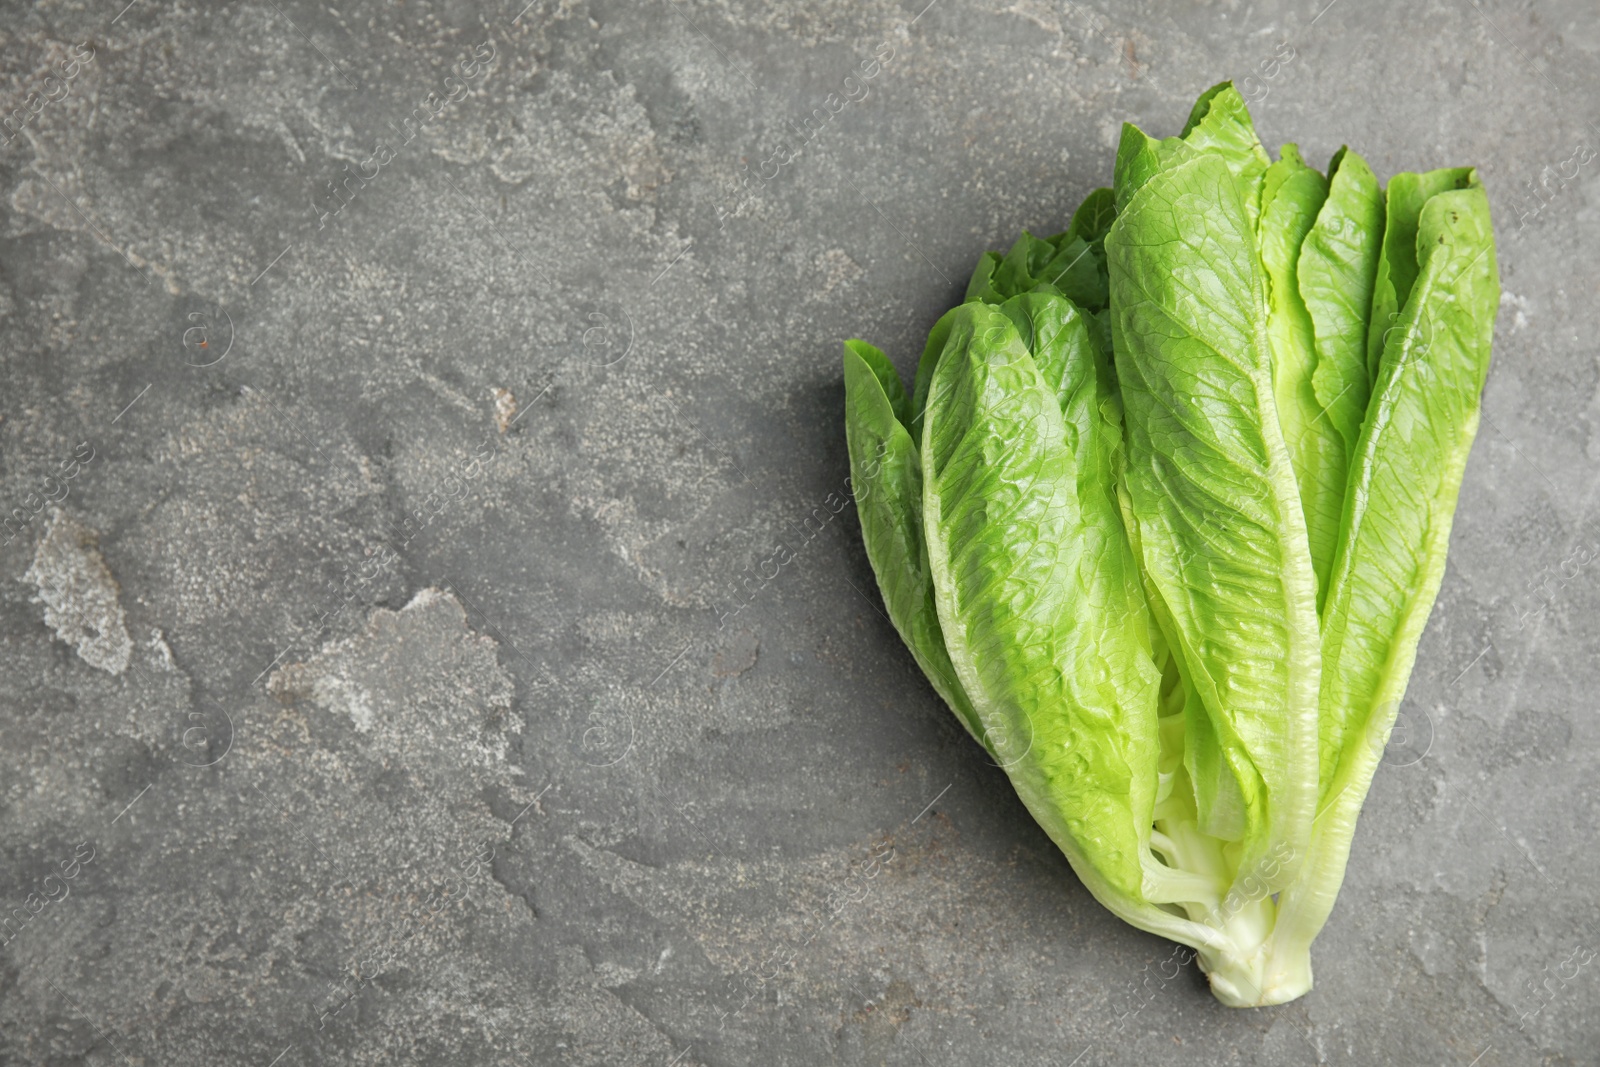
[
  {"left": 22, "top": 509, "right": 133, "bottom": 674},
  {"left": 268, "top": 586, "right": 520, "bottom": 773}
]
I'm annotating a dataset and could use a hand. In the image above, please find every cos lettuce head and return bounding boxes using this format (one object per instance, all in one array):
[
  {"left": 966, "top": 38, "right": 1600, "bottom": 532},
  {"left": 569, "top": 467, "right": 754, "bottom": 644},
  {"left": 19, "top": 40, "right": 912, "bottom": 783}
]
[{"left": 843, "top": 82, "right": 1497, "bottom": 1006}]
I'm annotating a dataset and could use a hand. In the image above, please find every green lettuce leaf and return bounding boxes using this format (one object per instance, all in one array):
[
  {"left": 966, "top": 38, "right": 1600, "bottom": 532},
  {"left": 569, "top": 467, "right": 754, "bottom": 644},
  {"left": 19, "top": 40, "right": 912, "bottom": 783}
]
[
  {"left": 843, "top": 341, "right": 987, "bottom": 751},
  {"left": 921, "top": 301, "right": 1238, "bottom": 953},
  {"left": 1271, "top": 172, "right": 1499, "bottom": 973},
  {"left": 1105, "top": 149, "right": 1321, "bottom": 891},
  {"left": 1258, "top": 144, "right": 1342, "bottom": 601},
  {"left": 995, "top": 290, "right": 1108, "bottom": 413},
  {"left": 991, "top": 231, "right": 1057, "bottom": 299},
  {"left": 1177, "top": 82, "right": 1272, "bottom": 229},
  {"left": 966, "top": 184, "right": 1118, "bottom": 313},
  {"left": 844, "top": 338, "right": 912, "bottom": 429},
  {"left": 1298, "top": 147, "right": 1385, "bottom": 484},
  {"left": 1065, "top": 186, "right": 1117, "bottom": 247},
  {"left": 1115, "top": 83, "right": 1271, "bottom": 227},
  {"left": 964, "top": 250, "right": 1004, "bottom": 304},
  {"left": 1366, "top": 167, "right": 1476, "bottom": 380},
  {"left": 1112, "top": 123, "right": 1165, "bottom": 213}
]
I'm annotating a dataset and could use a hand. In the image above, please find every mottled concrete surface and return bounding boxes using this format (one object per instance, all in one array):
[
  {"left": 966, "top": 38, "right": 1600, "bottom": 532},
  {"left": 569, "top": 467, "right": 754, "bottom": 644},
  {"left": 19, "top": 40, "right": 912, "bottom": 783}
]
[{"left": 0, "top": 0, "right": 1595, "bottom": 1064}]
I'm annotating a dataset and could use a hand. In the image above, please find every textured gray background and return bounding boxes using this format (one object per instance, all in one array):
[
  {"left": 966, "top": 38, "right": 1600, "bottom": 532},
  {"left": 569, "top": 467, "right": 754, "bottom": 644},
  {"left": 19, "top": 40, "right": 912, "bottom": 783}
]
[{"left": 0, "top": 0, "right": 1595, "bottom": 1064}]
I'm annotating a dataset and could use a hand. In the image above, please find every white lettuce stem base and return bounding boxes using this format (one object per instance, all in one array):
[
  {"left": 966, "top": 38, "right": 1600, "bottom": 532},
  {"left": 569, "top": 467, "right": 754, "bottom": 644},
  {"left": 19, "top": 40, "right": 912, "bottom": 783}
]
[
  {"left": 1199, "top": 947, "right": 1315, "bottom": 1007},
  {"left": 1195, "top": 909, "right": 1316, "bottom": 1007},
  {"left": 1151, "top": 814, "right": 1318, "bottom": 1006}
]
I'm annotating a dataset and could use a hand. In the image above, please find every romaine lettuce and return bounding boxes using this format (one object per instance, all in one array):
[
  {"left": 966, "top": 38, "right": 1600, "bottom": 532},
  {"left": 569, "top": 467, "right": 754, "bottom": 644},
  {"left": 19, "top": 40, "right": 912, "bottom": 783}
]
[{"left": 843, "top": 82, "right": 1498, "bottom": 1006}]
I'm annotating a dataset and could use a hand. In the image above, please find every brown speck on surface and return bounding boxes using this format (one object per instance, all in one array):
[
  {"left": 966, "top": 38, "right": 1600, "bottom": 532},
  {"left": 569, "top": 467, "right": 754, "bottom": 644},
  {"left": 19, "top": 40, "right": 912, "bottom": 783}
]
[{"left": 492, "top": 386, "right": 517, "bottom": 433}]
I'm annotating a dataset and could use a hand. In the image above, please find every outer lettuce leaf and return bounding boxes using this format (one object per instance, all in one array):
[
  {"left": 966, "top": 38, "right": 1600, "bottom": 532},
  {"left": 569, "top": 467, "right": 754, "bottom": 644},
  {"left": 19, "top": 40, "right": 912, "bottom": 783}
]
[
  {"left": 1001, "top": 290, "right": 1238, "bottom": 915},
  {"left": 1299, "top": 148, "right": 1385, "bottom": 474},
  {"left": 1177, "top": 83, "right": 1272, "bottom": 229},
  {"left": 1271, "top": 173, "right": 1499, "bottom": 972},
  {"left": 1115, "top": 83, "right": 1271, "bottom": 227},
  {"left": 1104, "top": 151, "right": 1321, "bottom": 889},
  {"left": 922, "top": 302, "right": 1218, "bottom": 925},
  {"left": 1113, "top": 123, "right": 1164, "bottom": 213},
  {"left": 844, "top": 339, "right": 912, "bottom": 429},
  {"left": 843, "top": 342, "right": 988, "bottom": 751}
]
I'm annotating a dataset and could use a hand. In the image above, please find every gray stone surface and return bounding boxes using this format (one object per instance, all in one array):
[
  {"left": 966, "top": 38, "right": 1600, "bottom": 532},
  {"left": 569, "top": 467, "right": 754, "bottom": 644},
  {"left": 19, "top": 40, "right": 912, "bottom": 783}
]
[{"left": 0, "top": 0, "right": 1595, "bottom": 1063}]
